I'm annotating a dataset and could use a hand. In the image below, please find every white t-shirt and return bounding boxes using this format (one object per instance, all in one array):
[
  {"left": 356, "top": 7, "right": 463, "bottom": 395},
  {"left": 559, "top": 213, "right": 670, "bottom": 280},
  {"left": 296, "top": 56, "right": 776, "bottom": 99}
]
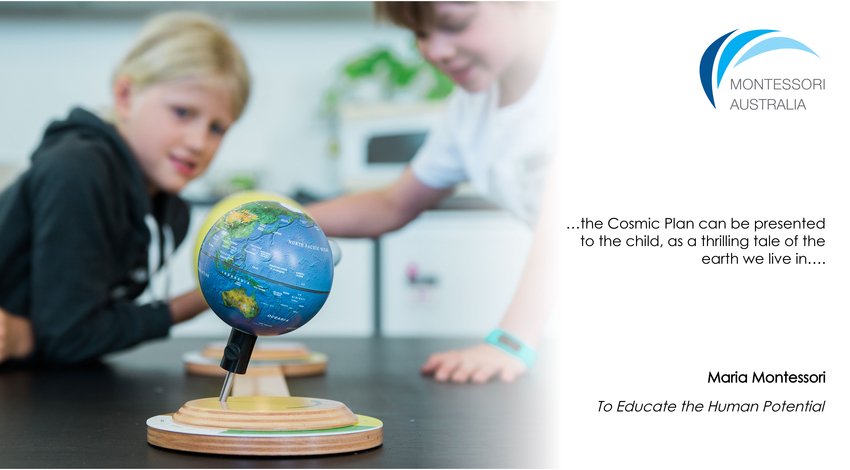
[{"left": 410, "top": 43, "right": 558, "bottom": 227}]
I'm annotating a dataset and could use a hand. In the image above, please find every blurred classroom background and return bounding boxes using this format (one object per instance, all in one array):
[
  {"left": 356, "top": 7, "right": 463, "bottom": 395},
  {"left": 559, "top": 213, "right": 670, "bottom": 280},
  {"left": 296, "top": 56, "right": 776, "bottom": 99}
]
[{"left": 0, "top": 2, "right": 534, "bottom": 341}]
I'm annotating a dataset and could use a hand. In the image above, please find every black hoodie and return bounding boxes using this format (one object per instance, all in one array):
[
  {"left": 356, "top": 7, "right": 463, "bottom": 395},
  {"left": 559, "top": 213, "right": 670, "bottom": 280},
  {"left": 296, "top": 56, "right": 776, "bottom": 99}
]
[{"left": 0, "top": 108, "right": 190, "bottom": 364}]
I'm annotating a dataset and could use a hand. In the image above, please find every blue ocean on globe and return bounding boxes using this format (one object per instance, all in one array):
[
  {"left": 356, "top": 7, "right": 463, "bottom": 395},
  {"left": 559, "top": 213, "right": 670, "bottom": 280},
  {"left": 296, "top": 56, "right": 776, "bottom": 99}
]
[{"left": 197, "top": 201, "right": 333, "bottom": 336}]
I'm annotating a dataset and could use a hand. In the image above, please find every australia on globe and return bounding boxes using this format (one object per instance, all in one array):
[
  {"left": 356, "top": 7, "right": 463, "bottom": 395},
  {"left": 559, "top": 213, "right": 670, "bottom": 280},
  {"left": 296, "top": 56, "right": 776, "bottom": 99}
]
[{"left": 197, "top": 201, "right": 333, "bottom": 336}]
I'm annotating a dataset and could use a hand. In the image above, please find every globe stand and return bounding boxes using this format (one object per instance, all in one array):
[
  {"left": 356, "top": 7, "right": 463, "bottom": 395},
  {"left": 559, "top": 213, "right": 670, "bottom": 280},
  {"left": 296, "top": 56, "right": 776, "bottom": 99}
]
[
  {"left": 217, "top": 329, "right": 257, "bottom": 401},
  {"left": 183, "top": 340, "right": 328, "bottom": 378},
  {"left": 173, "top": 396, "right": 358, "bottom": 430},
  {"left": 203, "top": 341, "right": 310, "bottom": 360},
  {"left": 147, "top": 331, "right": 383, "bottom": 456},
  {"left": 147, "top": 200, "right": 381, "bottom": 455}
]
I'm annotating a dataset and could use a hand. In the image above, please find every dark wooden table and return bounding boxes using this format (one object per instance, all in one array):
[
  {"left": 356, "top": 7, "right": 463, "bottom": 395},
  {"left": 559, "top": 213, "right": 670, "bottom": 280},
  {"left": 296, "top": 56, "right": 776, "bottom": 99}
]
[{"left": 0, "top": 337, "right": 559, "bottom": 468}]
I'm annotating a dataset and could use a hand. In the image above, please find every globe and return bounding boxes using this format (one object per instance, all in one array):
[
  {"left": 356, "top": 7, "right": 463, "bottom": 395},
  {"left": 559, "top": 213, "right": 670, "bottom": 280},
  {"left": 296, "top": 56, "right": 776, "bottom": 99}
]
[{"left": 197, "top": 200, "right": 333, "bottom": 336}]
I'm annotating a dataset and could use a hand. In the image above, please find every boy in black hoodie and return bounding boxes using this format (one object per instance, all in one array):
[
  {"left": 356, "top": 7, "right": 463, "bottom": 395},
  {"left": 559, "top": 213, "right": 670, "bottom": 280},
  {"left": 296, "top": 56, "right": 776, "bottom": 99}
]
[{"left": 0, "top": 13, "right": 251, "bottom": 365}]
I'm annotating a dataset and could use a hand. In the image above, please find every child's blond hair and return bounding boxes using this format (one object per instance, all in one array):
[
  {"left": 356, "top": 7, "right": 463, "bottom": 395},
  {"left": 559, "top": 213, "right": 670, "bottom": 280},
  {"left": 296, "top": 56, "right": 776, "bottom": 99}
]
[{"left": 113, "top": 12, "right": 251, "bottom": 119}]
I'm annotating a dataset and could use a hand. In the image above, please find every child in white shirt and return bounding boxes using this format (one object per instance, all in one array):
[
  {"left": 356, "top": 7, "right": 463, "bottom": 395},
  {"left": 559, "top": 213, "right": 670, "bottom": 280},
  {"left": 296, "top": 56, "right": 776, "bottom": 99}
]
[{"left": 308, "top": 2, "right": 558, "bottom": 383}]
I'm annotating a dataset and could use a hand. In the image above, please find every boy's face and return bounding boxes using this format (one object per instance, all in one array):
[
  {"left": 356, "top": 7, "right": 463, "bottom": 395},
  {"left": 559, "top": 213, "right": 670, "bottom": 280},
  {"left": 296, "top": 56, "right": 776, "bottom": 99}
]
[
  {"left": 114, "top": 76, "right": 235, "bottom": 194},
  {"left": 415, "top": 3, "right": 523, "bottom": 93}
]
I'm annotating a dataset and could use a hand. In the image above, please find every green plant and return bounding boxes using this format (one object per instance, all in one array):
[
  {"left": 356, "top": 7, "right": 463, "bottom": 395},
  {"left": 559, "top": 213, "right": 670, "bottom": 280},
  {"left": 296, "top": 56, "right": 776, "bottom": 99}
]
[
  {"left": 322, "top": 46, "right": 454, "bottom": 114},
  {"left": 343, "top": 49, "right": 422, "bottom": 86}
]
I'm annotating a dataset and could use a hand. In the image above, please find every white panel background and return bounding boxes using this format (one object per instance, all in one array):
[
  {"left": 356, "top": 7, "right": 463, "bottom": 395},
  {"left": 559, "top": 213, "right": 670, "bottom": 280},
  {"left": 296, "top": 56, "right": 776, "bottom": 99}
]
[{"left": 559, "top": 1, "right": 847, "bottom": 468}]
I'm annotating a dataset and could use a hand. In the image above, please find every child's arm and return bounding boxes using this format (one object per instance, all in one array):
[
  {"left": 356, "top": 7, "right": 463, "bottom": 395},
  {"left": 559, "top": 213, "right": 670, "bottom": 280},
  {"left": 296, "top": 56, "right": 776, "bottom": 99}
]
[
  {"left": 307, "top": 168, "right": 452, "bottom": 238},
  {"left": 168, "top": 289, "right": 209, "bottom": 324},
  {"left": 421, "top": 157, "right": 559, "bottom": 383},
  {"left": 1, "top": 288, "right": 208, "bottom": 366},
  {"left": 420, "top": 216, "right": 555, "bottom": 382},
  {"left": 0, "top": 307, "right": 34, "bottom": 364}
]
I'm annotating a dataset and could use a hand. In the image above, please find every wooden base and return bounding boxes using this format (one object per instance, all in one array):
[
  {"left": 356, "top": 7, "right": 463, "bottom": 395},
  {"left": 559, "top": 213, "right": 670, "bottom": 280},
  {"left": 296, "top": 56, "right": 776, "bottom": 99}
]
[
  {"left": 148, "top": 394, "right": 382, "bottom": 456},
  {"left": 147, "top": 414, "right": 383, "bottom": 456},
  {"left": 201, "top": 341, "right": 310, "bottom": 360},
  {"left": 183, "top": 351, "right": 328, "bottom": 378},
  {"left": 172, "top": 397, "right": 358, "bottom": 431},
  {"left": 150, "top": 348, "right": 381, "bottom": 456}
]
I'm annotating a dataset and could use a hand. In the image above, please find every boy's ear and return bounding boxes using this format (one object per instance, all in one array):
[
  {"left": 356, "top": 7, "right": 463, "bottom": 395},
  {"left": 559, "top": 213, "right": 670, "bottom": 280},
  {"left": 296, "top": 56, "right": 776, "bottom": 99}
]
[{"left": 112, "top": 75, "right": 134, "bottom": 121}]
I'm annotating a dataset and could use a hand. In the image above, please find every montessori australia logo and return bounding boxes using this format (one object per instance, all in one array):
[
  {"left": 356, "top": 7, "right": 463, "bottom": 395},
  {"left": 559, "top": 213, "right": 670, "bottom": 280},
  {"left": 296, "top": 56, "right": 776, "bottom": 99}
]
[{"left": 699, "top": 29, "right": 823, "bottom": 110}]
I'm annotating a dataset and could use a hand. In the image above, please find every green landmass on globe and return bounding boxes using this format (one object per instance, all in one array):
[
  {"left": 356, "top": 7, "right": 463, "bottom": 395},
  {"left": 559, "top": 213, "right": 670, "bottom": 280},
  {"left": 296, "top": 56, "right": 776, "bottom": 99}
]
[
  {"left": 221, "top": 287, "right": 260, "bottom": 322},
  {"left": 213, "top": 202, "right": 314, "bottom": 250}
]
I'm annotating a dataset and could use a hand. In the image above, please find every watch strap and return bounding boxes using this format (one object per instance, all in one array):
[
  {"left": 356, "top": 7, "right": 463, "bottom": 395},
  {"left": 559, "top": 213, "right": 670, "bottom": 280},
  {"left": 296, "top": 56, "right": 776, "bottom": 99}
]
[{"left": 485, "top": 329, "right": 537, "bottom": 369}]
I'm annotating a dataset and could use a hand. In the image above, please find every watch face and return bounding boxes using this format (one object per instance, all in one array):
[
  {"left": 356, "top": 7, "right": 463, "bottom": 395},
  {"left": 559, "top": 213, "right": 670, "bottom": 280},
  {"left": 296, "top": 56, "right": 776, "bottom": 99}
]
[{"left": 498, "top": 335, "right": 522, "bottom": 352}]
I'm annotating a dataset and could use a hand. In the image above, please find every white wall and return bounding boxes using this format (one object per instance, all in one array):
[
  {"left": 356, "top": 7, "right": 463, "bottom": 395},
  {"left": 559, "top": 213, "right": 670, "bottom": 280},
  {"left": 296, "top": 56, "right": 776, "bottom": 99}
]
[{"left": 0, "top": 8, "right": 414, "bottom": 198}]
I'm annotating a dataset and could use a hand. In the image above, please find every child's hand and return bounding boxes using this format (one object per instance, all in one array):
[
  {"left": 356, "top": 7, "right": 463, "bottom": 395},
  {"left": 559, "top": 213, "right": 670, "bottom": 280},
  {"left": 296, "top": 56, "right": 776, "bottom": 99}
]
[
  {"left": 421, "top": 343, "right": 527, "bottom": 384},
  {"left": 0, "top": 308, "right": 34, "bottom": 364}
]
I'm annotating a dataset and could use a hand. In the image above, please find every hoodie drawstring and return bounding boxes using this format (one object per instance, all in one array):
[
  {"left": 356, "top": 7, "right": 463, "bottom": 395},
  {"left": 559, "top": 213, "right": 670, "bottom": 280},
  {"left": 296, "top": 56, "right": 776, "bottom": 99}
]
[{"left": 139, "top": 214, "right": 174, "bottom": 305}]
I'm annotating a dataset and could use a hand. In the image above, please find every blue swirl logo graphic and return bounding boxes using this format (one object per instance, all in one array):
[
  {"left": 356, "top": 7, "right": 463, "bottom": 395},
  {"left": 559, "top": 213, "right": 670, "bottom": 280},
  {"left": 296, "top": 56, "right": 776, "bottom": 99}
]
[{"left": 700, "top": 29, "right": 818, "bottom": 108}]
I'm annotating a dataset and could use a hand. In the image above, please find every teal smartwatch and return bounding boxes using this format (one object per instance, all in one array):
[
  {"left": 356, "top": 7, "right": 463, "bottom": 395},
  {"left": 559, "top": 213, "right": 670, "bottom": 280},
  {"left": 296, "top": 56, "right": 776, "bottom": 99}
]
[{"left": 485, "top": 329, "right": 537, "bottom": 370}]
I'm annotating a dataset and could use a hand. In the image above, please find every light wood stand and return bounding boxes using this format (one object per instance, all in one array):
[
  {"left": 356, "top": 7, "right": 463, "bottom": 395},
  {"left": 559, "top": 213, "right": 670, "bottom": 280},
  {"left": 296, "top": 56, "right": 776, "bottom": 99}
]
[
  {"left": 202, "top": 341, "right": 311, "bottom": 360},
  {"left": 147, "top": 367, "right": 382, "bottom": 456},
  {"left": 231, "top": 368, "right": 291, "bottom": 397},
  {"left": 172, "top": 396, "right": 357, "bottom": 430},
  {"left": 183, "top": 341, "right": 328, "bottom": 378}
]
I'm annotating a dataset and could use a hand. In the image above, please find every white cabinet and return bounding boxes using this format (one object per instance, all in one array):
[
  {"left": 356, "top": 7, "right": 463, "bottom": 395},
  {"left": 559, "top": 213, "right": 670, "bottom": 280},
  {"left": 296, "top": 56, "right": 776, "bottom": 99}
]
[
  {"left": 379, "top": 210, "right": 533, "bottom": 337},
  {"left": 292, "top": 237, "right": 374, "bottom": 337}
]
